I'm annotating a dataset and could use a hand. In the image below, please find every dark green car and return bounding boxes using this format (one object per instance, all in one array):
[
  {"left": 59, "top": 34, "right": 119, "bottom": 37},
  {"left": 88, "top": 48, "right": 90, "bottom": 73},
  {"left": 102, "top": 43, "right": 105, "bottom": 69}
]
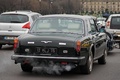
[{"left": 11, "top": 14, "right": 107, "bottom": 74}]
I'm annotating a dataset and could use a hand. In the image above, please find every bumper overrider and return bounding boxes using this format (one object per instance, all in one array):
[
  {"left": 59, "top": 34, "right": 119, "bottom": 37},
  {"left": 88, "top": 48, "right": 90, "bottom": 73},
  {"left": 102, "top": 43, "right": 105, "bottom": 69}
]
[{"left": 11, "top": 55, "right": 86, "bottom": 65}]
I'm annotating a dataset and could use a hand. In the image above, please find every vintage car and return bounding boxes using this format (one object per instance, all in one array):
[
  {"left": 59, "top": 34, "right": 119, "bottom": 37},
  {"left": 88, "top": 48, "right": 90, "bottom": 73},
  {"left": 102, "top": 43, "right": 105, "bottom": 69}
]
[{"left": 11, "top": 14, "right": 107, "bottom": 74}]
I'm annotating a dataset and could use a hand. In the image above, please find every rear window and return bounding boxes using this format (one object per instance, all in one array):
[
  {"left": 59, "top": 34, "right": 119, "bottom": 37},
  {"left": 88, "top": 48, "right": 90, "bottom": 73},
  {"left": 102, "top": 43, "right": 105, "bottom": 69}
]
[
  {"left": 31, "top": 17, "right": 84, "bottom": 34},
  {"left": 111, "top": 17, "right": 120, "bottom": 29},
  {"left": 0, "top": 14, "right": 29, "bottom": 23},
  {"left": 111, "top": 17, "right": 120, "bottom": 25},
  {"left": 97, "top": 18, "right": 106, "bottom": 22}
]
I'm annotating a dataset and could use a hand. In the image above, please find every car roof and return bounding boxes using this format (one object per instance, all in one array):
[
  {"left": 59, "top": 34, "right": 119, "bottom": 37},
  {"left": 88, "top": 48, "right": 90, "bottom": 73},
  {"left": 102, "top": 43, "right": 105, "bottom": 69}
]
[
  {"left": 83, "top": 15, "right": 97, "bottom": 19},
  {"left": 39, "top": 14, "right": 94, "bottom": 20},
  {"left": 109, "top": 14, "right": 120, "bottom": 16},
  {"left": 97, "top": 17, "right": 106, "bottom": 20},
  {"left": 1, "top": 10, "right": 41, "bottom": 16}
]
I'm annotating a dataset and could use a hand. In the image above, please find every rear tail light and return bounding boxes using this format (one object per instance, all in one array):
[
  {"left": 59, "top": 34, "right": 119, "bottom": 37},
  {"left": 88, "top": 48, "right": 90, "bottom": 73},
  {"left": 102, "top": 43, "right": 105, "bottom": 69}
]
[
  {"left": 24, "top": 60, "right": 30, "bottom": 64},
  {"left": 22, "top": 22, "right": 30, "bottom": 29},
  {"left": 14, "top": 38, "right": 19, "bottom": 49},
  {"left": 76, "top": 41, "right": 81, "bottom": 52},
  {"left": 106, "top": 21, "right": 110, "bottom": 28},
  {"left": 61, "top": 62, "right": 68, "bottom": 65}
]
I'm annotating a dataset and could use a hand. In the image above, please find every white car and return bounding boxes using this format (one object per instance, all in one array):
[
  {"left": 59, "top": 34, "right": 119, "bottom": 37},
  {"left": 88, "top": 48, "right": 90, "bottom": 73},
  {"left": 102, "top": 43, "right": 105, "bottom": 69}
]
[
  {"left": 0, "top": 10, "right": 41, "bottom": 49},
  {"left": 106, "top": 14, "right": 120, "bottom": 48},
  {"left": 97, "top": 17, "right": 106, "bottom": 27}
]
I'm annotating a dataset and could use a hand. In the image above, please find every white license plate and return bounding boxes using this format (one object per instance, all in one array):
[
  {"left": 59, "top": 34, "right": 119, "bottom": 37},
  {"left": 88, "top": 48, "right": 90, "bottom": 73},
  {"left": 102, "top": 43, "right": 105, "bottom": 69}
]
[
  {"left": 4, "top": 37, "right": 17, "bottom": 40},
  {"left": 36, "top": 47, "right": 57, "bottom": 54}
]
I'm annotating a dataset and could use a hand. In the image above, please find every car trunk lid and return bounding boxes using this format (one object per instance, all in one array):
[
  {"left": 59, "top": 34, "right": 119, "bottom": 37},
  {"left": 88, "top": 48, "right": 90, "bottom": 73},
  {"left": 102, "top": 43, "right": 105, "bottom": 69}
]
[
  {"left": 19, "top": 33, "right": 82, "bottom": 47},
  {"left": 18, "top": 33, "right": 82, "bottom": 57}
]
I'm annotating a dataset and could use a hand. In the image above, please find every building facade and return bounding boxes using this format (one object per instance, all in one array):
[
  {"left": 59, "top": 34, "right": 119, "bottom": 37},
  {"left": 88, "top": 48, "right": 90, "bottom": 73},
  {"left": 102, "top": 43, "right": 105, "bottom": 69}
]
[{"left": 80, "top": 0, "right": 120, "bottom": 14}]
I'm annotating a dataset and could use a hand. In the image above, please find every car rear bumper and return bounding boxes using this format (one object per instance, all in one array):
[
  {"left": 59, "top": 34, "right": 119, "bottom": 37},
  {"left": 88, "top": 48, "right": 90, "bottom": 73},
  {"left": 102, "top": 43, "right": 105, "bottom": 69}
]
[
  {"left": 0, "top": 40, "right": 14, "bottom": 45},
  {"left": 0, "top": 31, "right": 26, "bottom": 45},
  {"left": 11, "top": 55, "right": 86, "bottom": 65},
  {"left": 0, "top": 36, "right": 17, "bottom": 45}
]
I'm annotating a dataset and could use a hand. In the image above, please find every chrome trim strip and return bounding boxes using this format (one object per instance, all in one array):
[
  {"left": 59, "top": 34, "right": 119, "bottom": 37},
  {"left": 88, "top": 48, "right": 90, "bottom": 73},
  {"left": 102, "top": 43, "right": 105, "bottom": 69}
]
[
  {"left": 28, "top": 42, "right": 34, "bottom": 44},
  {"left": 11, "top": 55, "right": 85, "bottom": 60}
]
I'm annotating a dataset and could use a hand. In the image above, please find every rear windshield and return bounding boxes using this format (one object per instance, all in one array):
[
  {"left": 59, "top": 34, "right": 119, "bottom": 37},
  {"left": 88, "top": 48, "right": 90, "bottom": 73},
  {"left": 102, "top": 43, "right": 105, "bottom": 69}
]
[
  {"left": 31, "top": 17, "right": 84, "bottom": 34},
  {"left": 0, "top": 14, "right": 29, "bottom": 23},
  {"left": 97, "top": 18, "right": 106, "bottom": 22},
  {"left": 111, "top": 17, "right": 120, "bottom": 29},
  {"left": 111, "top": 17, "right": 120, "bottom": 25}
]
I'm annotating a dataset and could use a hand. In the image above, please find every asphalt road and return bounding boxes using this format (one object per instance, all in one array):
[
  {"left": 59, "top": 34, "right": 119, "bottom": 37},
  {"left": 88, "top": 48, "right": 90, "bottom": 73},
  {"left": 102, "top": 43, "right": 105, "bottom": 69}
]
[{"left": 0, "top": 45, "right": 120, "bottom": 80}]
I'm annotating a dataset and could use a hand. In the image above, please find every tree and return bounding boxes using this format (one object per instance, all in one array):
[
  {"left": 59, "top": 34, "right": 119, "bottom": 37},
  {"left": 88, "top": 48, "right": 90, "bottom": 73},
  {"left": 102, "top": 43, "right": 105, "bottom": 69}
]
[{"left": 0, "top": 0, "right": 81, "bottom": 14}]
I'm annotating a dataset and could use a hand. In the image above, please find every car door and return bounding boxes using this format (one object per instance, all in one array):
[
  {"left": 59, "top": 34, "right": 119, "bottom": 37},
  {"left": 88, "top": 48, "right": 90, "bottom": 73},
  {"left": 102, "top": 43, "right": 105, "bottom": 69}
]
[{"left": 89, "top": 19, "right": 106, "bottom": 58}]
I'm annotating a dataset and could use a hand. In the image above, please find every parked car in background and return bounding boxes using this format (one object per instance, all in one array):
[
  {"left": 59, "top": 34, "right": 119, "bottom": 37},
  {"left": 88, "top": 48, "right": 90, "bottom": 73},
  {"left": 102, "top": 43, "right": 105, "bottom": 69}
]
[
  {"left": 0, "top": 10, "right": 41, "bottom": 49},
  {"left": 106, "top": 14, "right": 120, "bottom": 48},
  {"left": 11, "top": 14, "right": 107, "bottom": 74},
  {"left": 97, "top": 17, "right": 106, "bottom": 28},
  {"left": 96, "top": 17, "right": 114, "bottom": 51}
]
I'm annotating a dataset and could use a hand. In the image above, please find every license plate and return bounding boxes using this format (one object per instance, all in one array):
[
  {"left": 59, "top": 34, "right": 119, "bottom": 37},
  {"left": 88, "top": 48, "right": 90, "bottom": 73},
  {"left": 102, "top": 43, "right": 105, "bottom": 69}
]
[
  {"left": 36, "top": 47, "right": 57, "bottom": 54},
  {"left": 4, "top": 37, "right": 17, "bottom": 40}
]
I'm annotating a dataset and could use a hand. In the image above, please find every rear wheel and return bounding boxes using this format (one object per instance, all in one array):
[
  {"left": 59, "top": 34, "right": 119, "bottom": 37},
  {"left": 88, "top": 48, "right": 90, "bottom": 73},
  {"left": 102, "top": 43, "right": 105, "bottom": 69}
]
[
  {"left": 98, "top": 48, "right": 107, "bottom": 64},
  {"left": 74, "top": 51, "right": 93, "bottom": 74},
  {"left": 21, "top": 63, "right": 33, "bottom": 72},
  {"left": 119, "top": 43, "right": 120, "bottom": 49},
  {"left": 0, "top": 45, "right": 2, "bottom": 49},
  {"left": 80, "top": 51, "right": 93, "bottom": 74}
]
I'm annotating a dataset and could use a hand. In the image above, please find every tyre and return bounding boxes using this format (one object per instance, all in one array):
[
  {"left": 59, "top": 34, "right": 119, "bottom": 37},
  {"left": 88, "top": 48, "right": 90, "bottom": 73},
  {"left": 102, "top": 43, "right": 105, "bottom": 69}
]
[
  {"left": 0, "top": 45, "right": 2, "bottom": 49},
  {"left": 78, "top": 51, "right": 93, "bottom": 74},
  {"left": 21, "top": 63, "right": 33, "bottom": 72},
  {"left": 98, "top": 48, "right": 107, "bottom": 64},
  {"left": 119, "top": 43, "right": 120, "bottom": 49}
]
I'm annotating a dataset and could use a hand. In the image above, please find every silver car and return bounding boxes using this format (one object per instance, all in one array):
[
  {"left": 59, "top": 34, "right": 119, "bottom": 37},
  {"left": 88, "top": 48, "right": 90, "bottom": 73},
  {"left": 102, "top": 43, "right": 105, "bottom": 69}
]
[
  {"left": 106, "top": 14, "right": 120, "bottom": 48},
  {"left": 0, "top": 10, "right": 41, "bottom": 49}
]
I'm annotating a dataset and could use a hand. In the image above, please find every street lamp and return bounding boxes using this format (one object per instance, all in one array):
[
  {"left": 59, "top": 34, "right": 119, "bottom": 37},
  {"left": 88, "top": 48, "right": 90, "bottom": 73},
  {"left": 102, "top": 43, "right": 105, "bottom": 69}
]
[
  {"left": 39, "top": 0, "right": 42, "bottom": 13},
  {"left": 49, "top": 0, "right": 53, "bottom": 14},
  {"left": 50, "top": 1, "right": 53, "bottom": 14}
]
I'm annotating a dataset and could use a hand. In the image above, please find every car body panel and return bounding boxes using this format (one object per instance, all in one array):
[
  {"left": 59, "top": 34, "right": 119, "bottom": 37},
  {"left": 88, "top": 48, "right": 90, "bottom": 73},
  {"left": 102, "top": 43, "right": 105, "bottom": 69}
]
[
  {"left": 18, "top": 33, "right": 82, "bottom": 46},
  {"left": 0, "top": 22, "right": 28, "bottom": 31}
]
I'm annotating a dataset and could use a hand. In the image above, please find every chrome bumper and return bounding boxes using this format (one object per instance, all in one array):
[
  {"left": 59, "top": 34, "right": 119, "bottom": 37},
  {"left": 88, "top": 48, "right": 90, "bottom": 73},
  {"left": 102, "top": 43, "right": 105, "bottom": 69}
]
[{"left": 11, "top": 55, "right": 85, "bottom": 61}]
